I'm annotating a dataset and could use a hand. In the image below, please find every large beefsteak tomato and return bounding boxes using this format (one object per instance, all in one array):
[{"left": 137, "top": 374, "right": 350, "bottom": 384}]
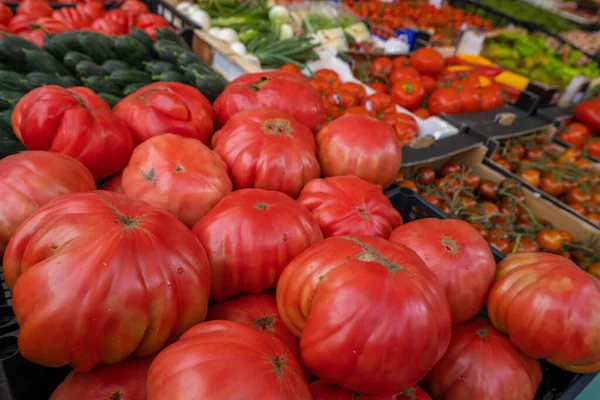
[
  {"left": 147, "top": 320, "right": 311, "bottom": 399},
  {"left": 213, "top": 71, "right": 325, "bottom": 133},
  {"left": 192, "top": 188, "right": 322, "bottom": 301},
  {"left": 486, "top": 253, "right": 600, "bottom": 373},
  {"left": 100, "top": 173, "right": 123, "bottom": 193},
  {"left": 297, "top": 175, "right": 402, "bottom": 238},
  {"left": 50, "top": 357, "right": 153, "bottom": 400},
  {"left": 316, "top": 115, "right": 402, "bottom": 188},
  {"left": 309, "top": 380, "right": 431, "bottom": 400},
  {"left": 423, "top": 318, "right": 542, "bottom": 399},
  {"left": 389, "top": 218, "right": 495, "bottom": 324},
  {"left": 211, "top": 108, "right": 320, "bottom": 198},
  {"left": 12, "top": 86, "right": 134, "bottom": 180},
  {"left": 3, "top": 191, "right": 211, "bottom": 372},
  {"left": 113, "top": 82, "right": 215, "bottom": 145},
  {"left": 0, "top": 151, "right": 95, "bottom": 256},
  {"left": 277, "top": 236, "right": 451, "bottom": 394},
  {"left": 121, "top": 133, "right": 232, "bottom": 227}
]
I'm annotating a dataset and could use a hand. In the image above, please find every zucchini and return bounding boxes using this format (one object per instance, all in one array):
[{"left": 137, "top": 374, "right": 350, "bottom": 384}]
[
  {"left": 156, "top": 27, "right": 191, "bottom": 50},
  {"left": 0, "top": 91, "right": 24, "bottom": 111},
  {"left": 60, "top": 75, "right": 81, "bottom": 87},
  {"left": 26, "top": 72, "right": 65, "bottom": 88},
  {"left": 177, "top": 51, "right": 201, "bottom": 67},
  {"left": 0, "top": 34, "right": 39, "bottom": 66},
  {"left": 102, "top": 60, "right": 131, "bottom": 74},
  {"left": 109, "top": 69, "right": 152, "bottom": 87},
  {"left": 77, "top": 32, "right": 116, "bottom": 63},
  {"left": 123, "top": 82, "right": 147, "bottom": 96},
  {"left": 45, "top": 32, "right": 83, "bottom": 53},
  {"left": 64, "top": 51, "right": 93, "bottom": 71},
  {"left": 83, "top": 76, "right": 122, "bottom": 97},
  {"left": 0, "top": 71, "right": 30, "bottom": 92},
  {"left": 97, "top": 92, "right": 121, "bottom": 107},
  {"left": 25, "top": 49, "right": 70, "bottom": 76},
  {"left": 153, "top": 40, "right": 187, "bottom": 64},
  {"left": 153, "top": 71, "right": 189, "bottom": 84},
  {"left": 43, "top": 38, "right": 70, "bottom": 61},
  {"left": 144, "top": 60, "right": 175, "bottom": 75},
  {"left": 75, "top": 61, "right": 106, "bottom": 78},
  {"left": 129, "top": 28, "right": 155, "bottom": 55},
  {"left": 114, "top": 35, "right": 151, "bottom": 67}
]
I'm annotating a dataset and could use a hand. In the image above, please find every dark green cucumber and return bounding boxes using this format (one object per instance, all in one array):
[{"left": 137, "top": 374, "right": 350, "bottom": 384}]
[
  {"left": 102, "top": 60, "right": 131, "bottom": 74},
  {"left": 0, "top": 34, "right": 39, "bottom": 66},
  {"left": 45, "top": 32, "right": 83, "bottom": 53},
  {"left": 109, "top": 69, "right": 152, "bottom": 87},
  {"left": 186, "top": 70, "right": 228, "bottom": 103},
  {"left": 0, "top": 63, "right": 12, "bottom": 71},
  {"left": 64, "top": 51, "right": 93, "bottom": 71},
  {"left": 0, "top": 71, "right": 30, "bottom": 92},
  {"left": 183, "top": 62, "right": 214, "bottom": 79},
  {"left": 26, "top": 72, "right": 65, "bottom": 88},
  {"left": 83, "top": 76, "right": 122, "bottom": 97},
  {"left": 122, "top": 82, "right": 148, "bottom": 96},
  {"left": 0, "top": 91, "right": 24, "bottom": 111},
  {"left": 155, "top": 27, "right": 191, "bottom": 50},
  {"left": 0, "top": 109, "right": 13, "bottom": 134},
  {"left": 97, "top": 92, "right": 121, "bottom": 107},
  {"left": 25, "top": 49, "right": 70, "bottom": 76},
  {"left": 144, "top": 60, "right": 175, "bottom": 75},
  {"left": 75, "top": 61, "right": 106, "bottom": 78},
  {"left": 176, "top": 51, "right": 201, "bottom": 67},
  {"left": 114, "top": 35, "right": 151, "bottom": 67},
  {"left": 77, "top": 32, "right": 116, "bottom": 63},
  {"left": 153, "top": 40, "right": 187, "bottom": 64},
  {"left": 60, "top": 75, "right": 81, "bottom": 87},
  {"left": 153, "top": 71, "right": 189, "bottom": 84},
  {"left": 43, "top": 38, "right": 70, "bottom": 61},
  {"left": 0, "top": 109, "right": 26, "bottom": 156},
  {"left": 129, "top": 28, "right": 155, "bottom": 55}
]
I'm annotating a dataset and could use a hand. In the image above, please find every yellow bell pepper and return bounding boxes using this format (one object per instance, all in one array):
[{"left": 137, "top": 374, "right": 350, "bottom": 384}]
[
  {"left": 457, "top": 54, "right": 494, "bottom": 66},
  {"left": 446, "top": 65, "right": 473, "bottom": 72},
  {"left": 493, "top": 71, "right": 530, "bottom": 91},
  {"left": 478, "top": 76, "right": 492, "bottom": 87}
]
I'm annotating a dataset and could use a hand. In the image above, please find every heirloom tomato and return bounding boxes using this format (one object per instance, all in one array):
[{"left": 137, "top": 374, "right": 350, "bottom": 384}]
[
  {"left": 423, "top": 318, "right": 542, "bottom": 400},
  {"left": 3, "top": 191, "right": 211, "bottom": 372},
  {"left": 390, "top": 219, "right": 496, "bottom": 324},
  {"left": 212, "top": 108, "right": 319, "bottom": 198},
  {"left": 51, "top": 7, "right": 93, "bottom": 29},
  {"left": 298, "top": 175, "right": 402, "bottom": 239},
  {"left": 213, "top": 71, "right": 325, "bottom": 133},
  {"left": 192, "top": 188, "right": 322, "bottom": 302},
  {"left": 113, "top": 82, "right": 214, "bottom": 145},
  {"left": 277, "top": 236, "right": 451, "bottom": 394},
  {"left": 409, "top": 48, "right": 445, "bottom": 76},
  {"left": 120, "top": 0, "right": 149, "bottom": 17},
  {"left": 574, "top": 99, "right": 600, "bottom": 132},
  {"left": 16, "top": 0, "right": 52, "bottom": 19},
  {"left": 0, "top": 151, "right": 95, "bottom": 256},
  {"left": 316, "top": 115, "right": 402, "bottom": 188},
  {"left": 147, "top": 321, "right": 311, "bottom": 400},
  {"left": 12, "top": 86, "right": 134, "bottom": 180},
  {"left": 486, "top": 253, "right": 600, "bottom": 373},
  {"left": 0, "top": 4, "right": 12, "bottom": 25},
  {"left": 309, "top": 380, "right": 431, "bottom": 400},
  {"left": 100, "top": 173, "right": 123, "bottom": 193}
]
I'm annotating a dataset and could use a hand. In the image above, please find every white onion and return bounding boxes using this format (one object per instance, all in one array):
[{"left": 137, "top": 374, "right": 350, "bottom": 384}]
[
  {"left": 208, "top": 27, "right": 222, "bottom": 37},
  {"left": 175, "top": 1, "right": 193, "bottom": 13},
  {"left": 280, "top": 23, "right": 293, "bottom": 40},
  {"left": 189, "top": 9, "right": 211, "bottom": 30},
  {"left": 230, "top": 41, "right": 247, "bottom": 55},
  {"left": 268, "top": 5, "right": 290, "bottom": 22},
  {"left": 217, "top": 28, "right": 239, "bottom": 44}
]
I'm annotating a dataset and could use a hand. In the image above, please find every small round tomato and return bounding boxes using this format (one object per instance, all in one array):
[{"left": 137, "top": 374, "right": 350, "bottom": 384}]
[
  {"left": 279, "top": 64, "right": 302, "bottom": 74},
  {"left": 539, "top": 174, "right": 565, "bottom": 197},
  {"left": 518, "top": 169, "right": 541, "bottom": 188},
  {"left": 435, "top": 175, "right": 461, "bottom": 196},
  {"left": 413, "top": 108, "right": 430, "bottom": 119},
  {"left": 416, "top": 167, "right": 436, "bottom": 185},
  {"left": 536, "top": 229, "right": 564, "bottom": 253},
  {"left": 488, "top": 238, "right": 510, "bottom": 255},
  {"left": 308, "top": 78, "right": 332, "bottom": 96},
  {"left": 525, "top": 147, "right": 544, "bottom": 161},
  {"left": 422, "top": 194, "right": 441, "bottom": 208},
  {"left": 587, "top": 212, "right": 600, "bottom": 226},
  {"left": 511, "top": 237, "right": 540, "bottom": 253},
  {"left": 557, "top": 122, "right": 592, "bottom": 149},
  {"left": 458, "top": 88, "right": 481, "bottom": 113},
  {"left": 421, "top": 75, "right": 438, "bottom": 94},
  {"left": 398, "top": 179, "right": 418, "bottom": 191},
  {"left": 315, "top": 69, "right": 340, "bottom": 87},
  {"left": 339, "top": 82, "right": 366, "bottom": 104},
  {"left": 389, "top": 67, "right": 421, "bottom": 85},
  {"left": 391, "top": 79, "right": 425, "bottom": 111},
  {"left": 371, "top": 57, "right": 393, "bottom": 78},
  {"left": 565, "top": 187, "right": 591, "bottom": 205},
  {"left": 440, "top": 161, "right": 462, "bottom": 177},
  {"left": 409, "top": 47, "right": 445, "bottom": 76},
  {"left": 587, "top": 140, "right": 600, "bottom": 159},
  {"left": 367, "top": 82, "right": 387, "bottom": 93},
  {"left": 428, "top": 88, "right": 462, "bottom": 116},
  {"left": 462, "top": 171, "right": 481, "bottom": 189},
  {"left": 392, "top": 56, "right": 411, "bottom": 70},
  {"left": 570, "top": 203, "right": 588, "bottom": 216}
]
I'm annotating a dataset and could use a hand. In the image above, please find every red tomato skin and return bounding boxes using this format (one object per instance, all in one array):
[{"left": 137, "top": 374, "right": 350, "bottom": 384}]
[
  {"left": 391, "top": 79, "right": 426, "bottom": 111},
  {"left": 423, "top": 318, "right": 542, "bottom": 400},
  {"left": 277, "top": 236, "right": 451, "bottom": 394},
  {"left": 211, "top": 108, "right": 320, "bottom": 198},
  {"left": 298, "top": 175, "right": 402, "bottom": 239},
  {"left": 410, "top": 48, "right": 445, "bottom": 76},
  {"left": 51, "top": 8, "right": 92, "bottom": 30},
  {"left": 390, "top": 219, "right": 495, "bottom": 324},
  {"left": 16, "top": 0, "right": 52, "bottom": 19},
  {"left": 214, "top": 71, "right": 325, "bottom": 133},
  {"left": 147, "top": 321, "right": 311, "bottom": 400},
  {"left": 192, "top": 188, "right": 323, "bottom": 302},
  {"left": 486, "top": 253, "right": 600, "bottom": 373},
  {"left": 316, "top": 115, "right": 402, "bottom": 189},
  {"left": 100, "top": 172, "right": 123, "bottom": 193},
  {"left": 458, "top": 87, "right": 481, "bottom": 113},
  {"left": 50, "top": 357, "right": 153, "bottom": 400},
  {"left": 428, "top": 88, "right": 462, "bottom": 115},
  {"left": 0, "top": 152, "right": 95, "bottom": 256},
  {"left": 12, "top": 85, "right": 134, "bottom": 180},
  {"left": 135, "top": 13, "right": 170, "bottom": 29},
  {"left": 77, "top": 1, "right": 105, "bottom": 20},
  {"left": 113, "top": 82, "right": 214, "bottom": 145},
  {"left": 3, "top": 191, "right": 212, "bottom": 372},
  {"left": 120, "top": 0, "right": 149, "bottom": 17},
  {"left": 121, "top": 133, "right": 232, "bottom": 228},
  {"left": 0, "top": 4, "right": 13, "bottom": 25},
  {"left": 421, "top": 75, "right": 438, "bottom": 94},
  {"left": 574, "top": 100, "right": 600, "bottom": 131},
  {"left": 8, "top": 14, "right": 35, "bottom": 33},
  {"left": 389, "top": 66, "right": 421, "bottom": 85},
  {"left": 309, "top": 380, "right": 431, "bottom": 400}
]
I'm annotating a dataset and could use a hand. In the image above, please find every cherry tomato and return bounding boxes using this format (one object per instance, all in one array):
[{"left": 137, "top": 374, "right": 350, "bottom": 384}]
[
  {"left": 315, "top": 69, "right": 340, "bottom": 87},
  {"left": 488, "top": 238, "right": 510, "bottom": 255},
  {"left": 392, "top": 56, "right": 410, "bottom": 70},
  {"left": 339, "top": 82, "right": 366, "bottom": 104},
  {"left": 570, "top": 203, "right": 587, "bottom": 216},
  {"left": 308, "top": 78, "right": 332, "bottom": 96},
  {"left": 539, "top": 174, "right": 566, "bottom": 197},
  {"left": 511, "top": 237, "right": 540, "bottom": 253},
  {"left": 565, "top": 188, "right": 591, "bottom": 205},
  {"left": 536, "top": 229, "right": 564, "bottom": 253},
  {"left": 518, "top": 169, "right": 541, "bottom": 188},
  {"left": 440, "top": 161, "right": 461, "bottom": 177},
  {"left": 398, "top": 179, "right": 418, "bottom": 191},
  {"left": 435, "top": 175, "right": 461, "bottom": 196},
  {"left": 557, "top": 122, "right": 592, "bottom": 149},
  {"left": 279, "top": 64, "right": 302, "bottom": 74},
  {"left": 371, "top": 57, "right": 393, "bottom": 78},
  {"left": 367, "top": 82, "right": 387, "bottom": 93},
  {"left": 462, "top": 171, "right": 481, "bottom": 189},
  {"left": 525, "top": 147, "right": 544, "bottom": 161},
  {"left": 587, "top": 212, "right": 600, "bottom": 225},
  {"left": 416, "top": 167, "right": 436, "bottom": 185},
  {"left": 422, "top": 194, "right": 441, "bottom": 208},
  {"left": 477, "top": 180, "right": 499, "bottom": 201},
  {"left": 587, "top": 140, "right": 600, "bottom": 160}
]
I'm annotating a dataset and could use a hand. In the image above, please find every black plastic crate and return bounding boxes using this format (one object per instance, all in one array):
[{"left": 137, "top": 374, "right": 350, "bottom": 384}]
[{"left": 147, "top": 0, "right": 202, "bottom": 30}]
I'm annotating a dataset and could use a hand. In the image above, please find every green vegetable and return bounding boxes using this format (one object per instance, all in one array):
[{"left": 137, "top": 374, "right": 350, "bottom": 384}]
[
  {"left": 0, "top": 71, "right": 30, "bottom": 92},
  {"left": 83, "top": 76, "right": 122, "bottom": 97},
  {"left": 0, "top": 91, "right": 24, "bottom": 111},
  {"left": 123, "top": 82, "right": 147, "bottom": 96},
  {"left": 177, "top": 51, "right": 201, "bottom": 67},
  {"left": 25, "top": 49, "right": 71, "bottom": 76},
  {"left": 26, "top": 72, "right": 65, "bottom": 88},
  {"left": 144, "top": 60, "right": 176, "bottom": 75},
  {"left": 155, "top": 27, "right": 191, "bottom": 50},
  {"left": 45, "top": 32, "right": 83, "bottom": 53},
  {"left": 0, "top": 34, "right": 39, "bottom": 67},
  {"left": 97, "top": 92, "right": 121, "bottom": 107},
  {"left": 0, "top": 109, "right": 26, "bottom": 157},
  {"left": 129, "top": 28, "right": 155, "bottom": 55},
  {"left": 184, "top": 64, "right": 228, "bottom": 102},
  {"left": 153, "top": 40, "right": 187, "bottom": 64},
  {"left": 0, "top": 63, "right": 13, "bottom": 71},
  {"left": 64, "top": 51, "right": 94, "bottom": 71},
  {"left": 75, "top": 61, "right": 107, "bottom": 78},
  {"left": 60, "top": 75, "right": 81, "bottom": 87},
  {"left": 102, "top": 60, "right": 131, "bottom": 74},
  {"left": 109, "top": 69, "right": 152, "bottom": 87},
  {"left": 153, "top": 71, "right": 189, "bottom": 84},
  {"left": 43, "top": 38, "right": 70, "bottom": 61},
  {"left": 77, "top": 32, "right": 116, "bottom": 63},
  {"left": 114, "top": 35, "right": 151, "bottom": 67},
  {"left": 302, "top": 14, "right": 335, "bottom": 32},
  {"left": 481, "top": 0, "right": 577, "bottom": 34}
]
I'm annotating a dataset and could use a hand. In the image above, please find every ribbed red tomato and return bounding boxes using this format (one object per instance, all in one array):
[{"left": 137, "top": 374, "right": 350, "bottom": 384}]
[
  {"left": 16, "top": 0, "right": 52, "bottom": 19},
  {"left": 309, "top": 380, "right": 431, "bottom": 400},
  {"left": 486, "top": 253, "right": 600, "bottom": 373},
  {"left": 213, "top": 71, "right": 325, "bottom": 133},
  {"left": 50, "top": 357, "right": 153, "bottom": 400},
  {"left": 423, "top": 318, "right": 542, "bottom": 399},
  {"left": 3, "top": 191, "right": 211, "bottom": 372},
  {"left": 147, "top": 321, "right": 311, "bottom": 399},
  {"left": 316, "top": 115, "right": 402, "bottom": 189},
  {"left": 100, "top": 173, "right": 123, "bottom": 193},
  {"left": 192, "top": 188, "right": 322, "bottom": 302},
  {"left": 298, "top": 175, "right": 402, "bottom": 238},
  {"left": 12, "top": 86, "right": 134, "bottom": 180},
  {"left": 390, "top": 218, "right": 495, "bottom": 324},
  {"left": 409, "top": 48, "right": 445, "bottom": 76},
  {"left": 0, "top": 151, "right": 95, "bottom": 256},
  {"left": 52, "top": 7, "right": 93, "bottom": 29},
  {"left": 121, "top": 133, "right": 232, "bottom": 228},
  {"left": 277, "top": 236, "right": 451, "bottom": 394},
  {"left": 113, "top": 82, "right": 215, "bottom": 145},
  {"left": 212, "top": 108, "right": 320, "bottom": 198}
]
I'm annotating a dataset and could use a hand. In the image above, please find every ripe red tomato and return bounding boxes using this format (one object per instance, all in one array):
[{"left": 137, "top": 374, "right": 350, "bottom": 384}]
[
  {"left": 413, "top": 107, "right": 430, "bottom": 119},
  {"left": 113, "top": 82, "right": 214, "bottom": 145},
  {"left": 367, "top": 82, "right": 387, "bottom": 93},
  {"left": 16, "top": 0, "right": 52, "bottom": 19},
  {"left": 192, "top": 188, "right": 322, "bottom": 301},
  {"left": 309, "top": 380, "right": 431, "bottom": 400},
  {"left": 392, "top": 112, "right": 419, "bottom": 145},
  {"left": 458, "top": 87, "right": 481, "bottom": 113},
  {"left": 0, "top": 4, "right": 13, "bottom": 25},
  {"left": 3, "top": 191, "right": 211, "bottom": 372},
  {"left": 279, "top": 63, "right": 302, "bottom": 74},
  {"left": 574, "top": 99, "right": 600, "bottom": 131},
  {"left": 100, "top": 172, "right": 123, "bottom": 193},
  {"left": 390, "top": 218, "right": 495, "bottom": 324},
  {"left": 316, "top": 115, "right": 402, "bottom": 188},
  {"left": 424, "top": 318, "right": 542, "bottom": 399},
  {"left": 120, "top": 0, "right": 149, "bottom": 17},
  {"left": 371, "top": 57, "right": 393, "bottom": 78},
  {"left": 76, "top": 1, "right": 105, "bottom": 20},
  {"left": 135, "top": 13, "right": 170, "bottom": 30},
  {"left": 391, "top": 79, "right": 425, "bottom": 111},
  {"left": 8, "top": 14, "right": 36, "bottom": 34},
  {"left": 410, "top": 48, "right": 445, "bottom": 76},
  {"left": 147, "top": 321, "right": 311, "bottom": 399},
  {"left": 277, "top": 236, "right": 451, "bottom": 394},
  {"left": 90, "top": 17, "right": 127, "bottom": 35},
  {"left": 588, "top": 139, "right": 600, "bottom": 159},
  {"left": 420, "top": 75, "right": 438, "bottom": 94},
  {"left": 479, "top": 84, "right": 504, "bottom": 110},
  {"left": 52, "top": 7, "right": 93, "bottom": 30},
  {"left": 12, "top": 86, "right": 134, "bottom": 180},
  {"left": 392, "top": 56, "right": 411, "bottom": 70},
  {"left": 50, "top": 357, "right": 153, "bottom": 400},
  {"left": 428, "top": 88, "right": 462, "bottom": 116},
  {"left": 212, "top": 108, "right": 319, "bottom": 198},
  {"left": 298, "top": 175, "right": 402, "bottom": 238},
  {"left": 121, "top": 133, "right": 232, "bottom": 228},
  {"left": 213, "top": 71, "right": 325, "bottom": 133},
  {"left": 557, "top": 122, "right": 592, "bottom": 149},
  {"left": 315, "top": 69, "right": 341, "bottom": 87},
  {"left": 487, "top": 253, "right": 600, "bottom": 372},
  {"left": 389, "top": 66, "right": 421, "bottom": 85},
  {"left": 0, "top": 152, "right": 95, "bottom": 256}
]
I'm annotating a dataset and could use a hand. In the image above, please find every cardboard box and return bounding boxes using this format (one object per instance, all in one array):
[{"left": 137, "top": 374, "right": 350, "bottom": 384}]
[{"left": 401, "top": 133, "right": 485, "bottom": 168}]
